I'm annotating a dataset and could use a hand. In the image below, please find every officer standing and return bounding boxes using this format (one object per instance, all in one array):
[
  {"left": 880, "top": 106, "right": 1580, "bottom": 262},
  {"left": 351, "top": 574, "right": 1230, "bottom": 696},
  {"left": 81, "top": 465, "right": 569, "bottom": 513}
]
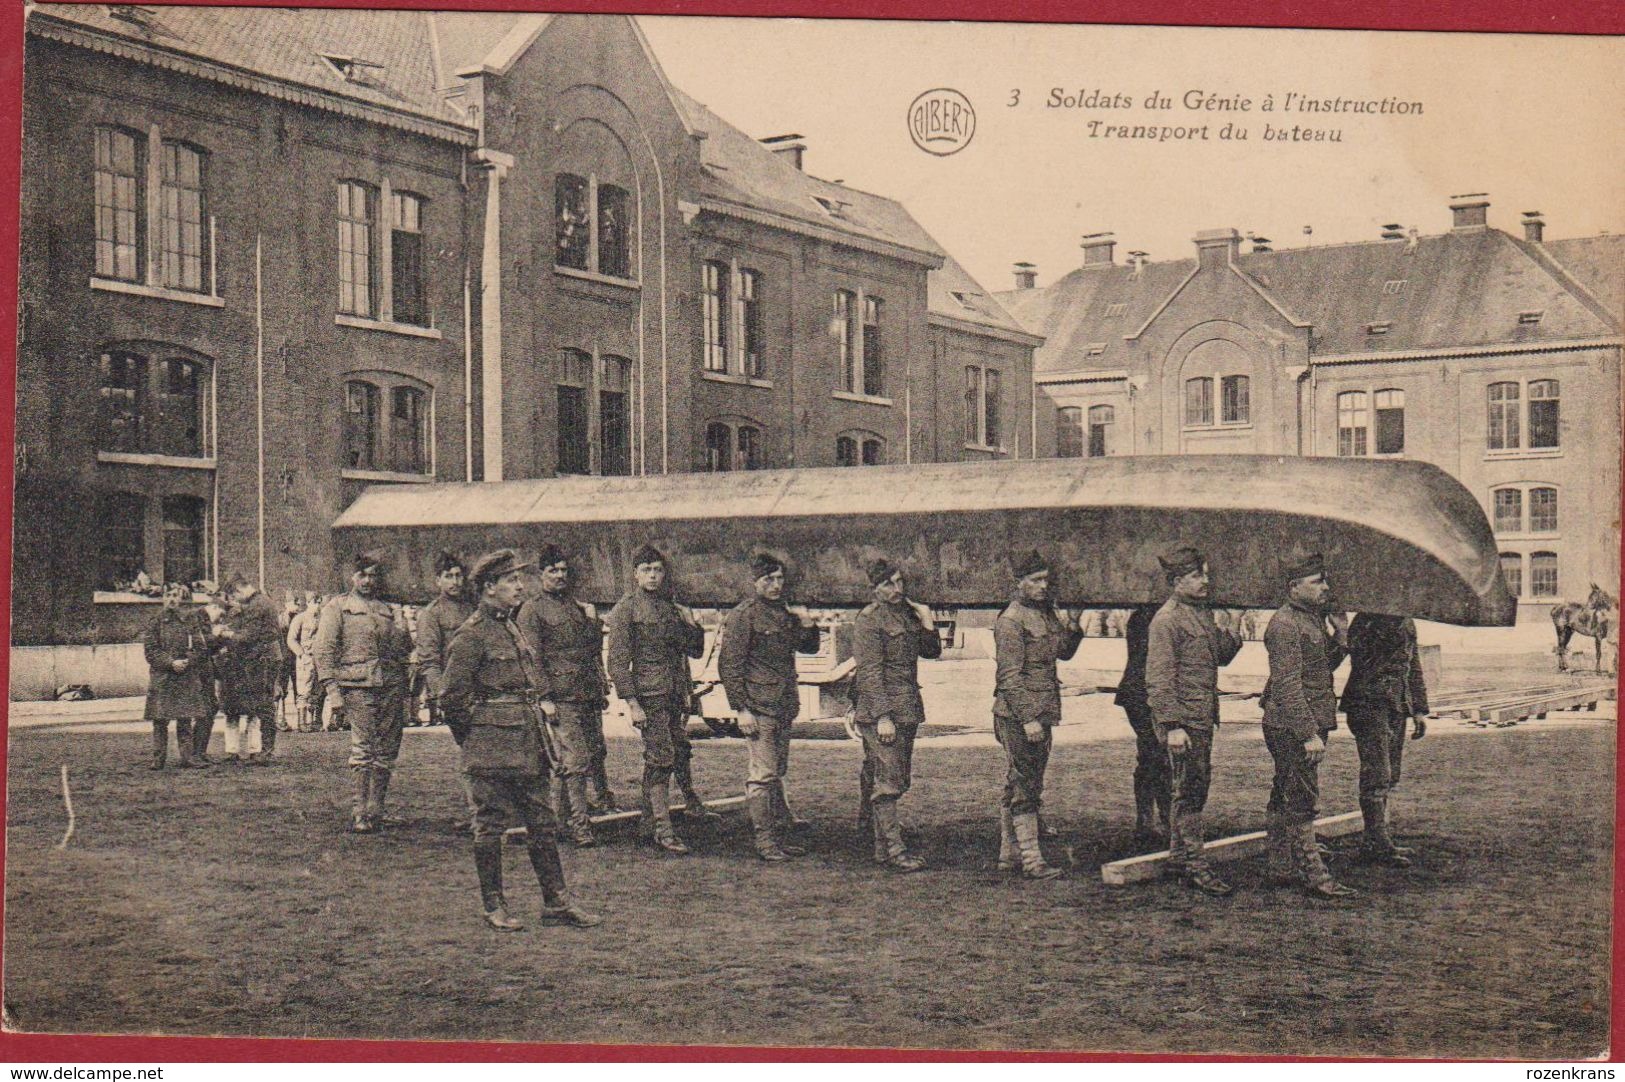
[
  {"left": 1145, "top": 546, "right": 1243, "bottom": 896},
  {"left": 991, "top": 551, "right": 1083, "bottom": 880},
  {"left": 215, "top": 572, "right": 285, "bottom": 765},
  {"left": 441, "top": 549, "right": 601, "bottom": 932},
  {"left": 413, "top": 552, "right": 474, "bottom": 728},
  {"left": 1116, "top": 603, "right": 1170, "bottom": 849},
  {"left": 313, "top": 552, "right": 413, "bottom": 833},
  {"left": 140, "top": 581, "right": 216, "bottom": 769},
  {"left": 517, "top": 544, "right": 616, "bottom": 849},
  {"left": 1340, "top": 613, "right": 1429, "bottom": 867},
  {"left": 852, "top": 558, "right": 942, "bottom": 873},
  {"left": 605, "top": 544, "right": 710, "bottom": 854},
  {"left": 1260, "top": 553, "right": 1357, "bottom": 899},
  {"left": 718, "top": 553, "right": 823, "bottom": 862}
]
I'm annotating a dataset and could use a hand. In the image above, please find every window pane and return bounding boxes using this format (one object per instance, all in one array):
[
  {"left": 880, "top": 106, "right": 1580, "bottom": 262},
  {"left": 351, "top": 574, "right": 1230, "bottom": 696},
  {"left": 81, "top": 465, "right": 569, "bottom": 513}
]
[
  {"left": 983, "top": 369, "right": 1001, "bottom": 448},
  {"left": 391, "top": 193, "right": 426, "bottom": 326},
  {"left": 555, "top": 174, "right": 589, "bottom": 270},
  {"left": 1374, "top": 398, "right": 1405, "bottom": 455},
  {"left": 1056, "top": 407, "right": 1083, "bottom": 458},
  {"left": 600, "top": 389, "right": 630, "bottom": 477},
  {"left": 1337, "top": 391, "right": 1368, "bottom": 457},
  {"left": 99, "top": 492, "right": 147, "bottom": 590},
  {"left": 337, "top": 182, "right": 374, "bottom": 316},
  {"left": 737, "top": 425, "right": 762, "bottom": 470},
  {"left": 965, "top": 366, "right": 981, "bottom": 444},
  {"left": 1487, "top": 381, "right": 1519, "bottom": 450},
  {"left": 1184, "top": 377, "right": 1213, "bottom": 427},
  {"left": 741, "top": 270, "right": 763, "bottom": 379},
  {"left": 95, "top": 128, "right": 144, "bottom": 282},
  {"left": 155, "top": 357, "right": 203, "bottom": 457},
  {"left": 557, "top": 385, "right": 589, "bottom": 475},
  {"left": 1499, "top": 553, "right": 1523, "bottom": 598},
  {"left": 390, "top": 385, "right": 427, "bottom": 474},
  {"left": 1531, "top": 552, "right": 1558, "bottom": 598},
  {"left": 836, "top": 436, "right": 856, "bottom": 467},
  {"left": 1493, "top": 489, "right": 1523, "bottom": 533},
  {"left": 161, "top": 495, "right": 206, "bottom": 586},
  {"left": 1530, "top": 488, "right": 1558, "bottom": 532},
  {"left": 1529, "top": 396, "right": 1560, "bottom": 449},
  {"left": 862, "top": 438, "right": 883, "bottom": 466},
  {"left": 160, "top": 142, "right": 206, "bottom": 292},
  {"left": 343, "top": 380, "right": 378, "bottom": 469},
  {"left": 833, "top": 291, "right": 855, "bottom": 392},
  {"left": 862, "top": 297, "right": 883, "bottom": 397},
  {"left": 598, "top": 183, "right": 630, "bottom": 279},
  {"left": 1088, "top": 416, "right": 1109, "bottom": 458},
  {"left": 706, "top": 422, "right": 732, "bottom": 472},
  {"left": 702, "top": 262, "right": 728, "bottom": 373},
  {"left": 559, "top": 348, "right": 591, "bottom": 387},
  {"left": 1220, "top": 375, "right": 1250, "bottom": 424},
  {"left": 99, "top": 351, "right": 147, "bottom": 453}
]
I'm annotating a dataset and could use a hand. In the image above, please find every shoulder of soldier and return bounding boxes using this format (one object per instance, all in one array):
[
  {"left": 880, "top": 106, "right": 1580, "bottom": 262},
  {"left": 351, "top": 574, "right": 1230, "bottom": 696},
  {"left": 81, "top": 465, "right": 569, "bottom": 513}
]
[
  {"left": 994, "top": 600, "right": 1022, "bottom": 625},
  {"left": 855, "top": 601, "right": 881, "bottom": 623}
]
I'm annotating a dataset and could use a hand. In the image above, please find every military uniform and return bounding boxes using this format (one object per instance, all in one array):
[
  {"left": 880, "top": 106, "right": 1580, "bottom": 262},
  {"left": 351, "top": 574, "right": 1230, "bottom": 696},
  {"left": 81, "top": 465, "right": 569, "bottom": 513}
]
[
  {"left": 992, "top": 593, "right": 1083, "bottom": 877},
  {"left": 1260, "top": 597, "right": 1348, "bottom": 891},
  {"left": 215, "top": 588, "right": 284, "bottom": 763},
  {"left": 414, "top": 593, "right": 474, "bottom": 722},
  {"left": 718, "top": 594, "right": 822, "bottom": 858},
  {"left": 852, "top": 596, "right": 942, "bottom": 868},
  {"left": 313, "top": 589, "right": 413, "bottom": 830},
  {"left": 518, "top": 589, "right": 615, "bottom": 843},
  {"left": 141, "top": 603, "right": 216, "bottom": 768},
  {"left": 605, "top": 587, "right": 706, "bottom": 849},
  {"left": 1146, "top": 595, "right": 1243, "bottom": 875},
  {"left": 1340, "top": 614, "right": 1428, "bottom": 861},
  {"left": 285, "top": 605, "right": 323, "bottom": 731},
  {"left": 1115, "top": 604, "right": 1170, "bottom": 840}
]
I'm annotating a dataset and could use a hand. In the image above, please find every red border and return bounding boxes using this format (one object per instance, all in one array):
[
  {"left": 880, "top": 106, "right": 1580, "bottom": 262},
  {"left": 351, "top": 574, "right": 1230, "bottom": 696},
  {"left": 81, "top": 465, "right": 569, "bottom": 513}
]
[{"left": 0, "top": 0, "right": 1620, "bottom": 1065}]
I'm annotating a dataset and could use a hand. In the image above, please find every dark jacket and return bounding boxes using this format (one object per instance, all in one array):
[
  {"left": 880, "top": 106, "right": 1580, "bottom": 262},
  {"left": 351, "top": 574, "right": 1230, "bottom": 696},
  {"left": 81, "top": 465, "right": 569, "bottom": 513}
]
[
  {"left": 1340, "top": 614, "right": 1429, "bottom": 718},
  {"left": 215, "top": 589, "right": 283, "bottom": 713},
  {"left": 852, "top": 600, "right": 942, "bottom": 726},
  {"left": 517, "top": 591, "right": 609, "bottom": 704},
  {"left": 142, "top": 605, "right": 216, "bottom": 720},
  {"left": 313, "top": 591, "right": 411, "bottom": 689},
  {"left": 993, "top": 597, "right": 1084, "bottom": 725},
  {"left": 441, "top": 601, "right": 552, "bottom": 775},
  {"left": 1261, "top": 600, "right": 1348, "bottom": 739},
  {"left": 412, "top": 593, "right": 474, "bottom": 698},
  {"left": 1146, "top": 597, "right": 1243, "bottom": 732},
  {"left": 718, "top": 596, "right": 822, "bottom": 720},
  {"left": 1113, "top": 604, "right": 1158, "bottom": 712},
  {"left": 604, "top": 589, "right": 705, "bottom": 704}
]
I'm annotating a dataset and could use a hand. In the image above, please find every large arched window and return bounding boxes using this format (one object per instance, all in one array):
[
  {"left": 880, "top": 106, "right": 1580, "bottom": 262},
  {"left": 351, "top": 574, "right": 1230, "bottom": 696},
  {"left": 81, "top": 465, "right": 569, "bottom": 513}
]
[
  {"left": 95, "top": 127, "right": 145, "bottom": 282},
  {"left": 344, "top": 373, "right": 432, "bottom": 476},
  {"left": 337, "top": 180, "right": 377, "bottom": 316},
  {"left": 836, "top": 430, "right": 884, "bottom": 467},
  {"left": 97, "top": 345, "right": 211, "bottom": 458},
  {"left": 706, "top": 419, "right": 764, "bottom": 471},
  {"left": 553, "top": 124, "right": 637, "bottom": 281}
]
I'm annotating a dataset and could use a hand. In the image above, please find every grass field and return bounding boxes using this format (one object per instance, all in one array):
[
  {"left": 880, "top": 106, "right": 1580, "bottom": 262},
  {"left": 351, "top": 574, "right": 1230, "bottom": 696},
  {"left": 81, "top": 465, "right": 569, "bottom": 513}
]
[{"left": 2, "top": 717, "right": 1614, "bottom": 1057}]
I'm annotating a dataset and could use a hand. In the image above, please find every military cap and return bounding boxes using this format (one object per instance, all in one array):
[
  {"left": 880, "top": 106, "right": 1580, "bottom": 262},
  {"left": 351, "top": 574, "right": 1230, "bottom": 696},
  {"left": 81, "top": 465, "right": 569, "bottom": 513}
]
[
  {"left": 352, "top": 550, "right": 386, "bottom": 573},
  {"left": 470, "top": 548, "right": 534, "bottom": 590},
  {"left": 1157, "top": 546, "right": 1206, "bottom": 580},
  {"left": 433, "top": 550, "right": 466, "bottom": 575},
  {"left": 536, "top": 543, "right": 569, "bottom": 571},
  {"left": 751, "top": 552, "right": 785, "bottom": 580},
  {"left": 632, "top": 543, "right": 667, "bottom": 569},
  {"left": 867, "top": 558, "right": 901, "bottom": 587},
  {"left": 1012, "top": 550, "right": 1049, "bottom": 580},
  {"left": 1283, "top": 551, "right": 1325, "bottom": 582}
]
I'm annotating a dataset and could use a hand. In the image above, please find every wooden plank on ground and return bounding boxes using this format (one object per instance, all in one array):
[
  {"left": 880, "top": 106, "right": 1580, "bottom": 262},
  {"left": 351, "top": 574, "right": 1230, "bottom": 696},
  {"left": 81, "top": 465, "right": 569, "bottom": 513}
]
[
  {"left": 1101, "top": 810, "right": 1363, "bottom": 887},
  {"left": 504, "top": 795, "right": 748, "bottom": 836},
  {"left": 1486, "top": 688, "right": 1615, "bottom": 724}
]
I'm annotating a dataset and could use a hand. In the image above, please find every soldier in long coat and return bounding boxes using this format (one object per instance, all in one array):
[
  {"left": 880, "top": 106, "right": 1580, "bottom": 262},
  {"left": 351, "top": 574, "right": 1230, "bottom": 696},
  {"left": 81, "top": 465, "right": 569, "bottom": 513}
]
[
  {"left": 214, "top": 572, "right": 285, "bottom": 765},
  {"left": 441, "top": 549, "right": 600, "bottom": 932},
  {"left": 141, "top": 581, "right": 216, "bottom": 769},
  {"left": 1340, "top": 613, "right": 1430, "bottom": 866},
  {"left": 991, "top": 550, "right": 1083, "bottom": 880},
  {"left": 852, "top": 558, "right": 943, "bottom": 873},
  {"left": 605, "top": 544, "right": 710, "bottom": 854},
  {"left": 1260, "top": 552, "right": 1357, "bottom": 899},
  {"left": 718, "top": 552, "right": 823, "bottom": 861}
]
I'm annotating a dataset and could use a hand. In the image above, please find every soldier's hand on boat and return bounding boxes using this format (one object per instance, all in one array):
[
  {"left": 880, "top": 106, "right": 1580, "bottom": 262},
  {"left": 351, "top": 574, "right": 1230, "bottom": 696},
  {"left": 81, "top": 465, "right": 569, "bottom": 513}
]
[
  {"left": 1166, "top": 727, "right": 1189, "bottom": 755},
  {"left": 787, "top": 605, "right": 816, "bottom": 627},
  {"left": 877, "top": 718, "right": 897, "bottom": 745},
  {"left": 1056, "top": 609, "right": 1080, "bottom": 632},
  {"left": 1303, "top": 733, "right": 1325, "bottom": 764},
  {"left": 1023, "top": 720, "right": 1045, "bottom": 743},
  {"left": 736, "top": 708, "right": 758, "bottom": 737},
  {"left": 1411, "top": 714, "right": 1428, "bottom": 740},
  {"left": 675, "top": 604, "right": 699, "bottom": 627},
  {"left": 627, "top": 699, "right": 648, "bottom": 728}
]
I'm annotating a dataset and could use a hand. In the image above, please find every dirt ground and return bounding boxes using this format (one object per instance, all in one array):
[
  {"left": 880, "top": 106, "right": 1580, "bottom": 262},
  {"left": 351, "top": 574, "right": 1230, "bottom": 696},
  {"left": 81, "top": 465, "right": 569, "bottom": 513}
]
[{"left": 2, "top": 708, "right": 1614, "bottom": 1057}]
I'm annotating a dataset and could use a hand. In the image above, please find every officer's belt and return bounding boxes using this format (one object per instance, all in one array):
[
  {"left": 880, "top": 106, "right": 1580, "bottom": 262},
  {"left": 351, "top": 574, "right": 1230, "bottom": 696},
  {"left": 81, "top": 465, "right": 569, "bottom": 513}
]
[{"left": 475, "top": 692, "right": 541, "bottom": 705}]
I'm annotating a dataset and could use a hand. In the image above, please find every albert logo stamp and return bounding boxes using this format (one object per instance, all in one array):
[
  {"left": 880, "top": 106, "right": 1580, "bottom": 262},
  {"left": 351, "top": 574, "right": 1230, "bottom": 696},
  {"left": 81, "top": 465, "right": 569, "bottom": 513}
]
[{"left": 908, "top": 88, "right": 976, "bottom": 155}]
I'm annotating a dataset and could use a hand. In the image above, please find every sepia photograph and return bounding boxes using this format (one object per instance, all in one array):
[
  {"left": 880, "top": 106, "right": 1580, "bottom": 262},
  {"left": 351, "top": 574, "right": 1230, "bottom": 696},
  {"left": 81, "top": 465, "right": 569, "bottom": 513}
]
[{"left": 2, "top": 1, "right": 1622, "bottom": 1060}]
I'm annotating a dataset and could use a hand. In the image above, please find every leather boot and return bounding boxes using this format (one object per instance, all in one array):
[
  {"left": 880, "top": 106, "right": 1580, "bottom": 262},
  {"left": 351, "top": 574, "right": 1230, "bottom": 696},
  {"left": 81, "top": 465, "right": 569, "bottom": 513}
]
[
  {"left": 1012, "top": 812, "right": 1061, "bottom": 880},
  {"left": 175, "top": 720, "right": 197, "bottom": 768},
  {"left": 673, "top": 750, "right": 721, "bottom": 823},
  {"left": 1297, "top": 822, "right": 1357, "bottom": 898},
  {"left": 1173, "top": 812, "right": 1232, "bottom": 896},
  {"left": 350, "top": 767, "right": 376, "bottom": 833},
  {"left": 149, "top": 722, "right": 168, "bottom": 769},
  {"left": 258, "top": 717, "right": 277, "bottom": 759},
  {"left": 1358, "top": 796, "right": 1412, "bottom": 866},
  {"left": 370, "top": 768, "right": 403, "bottom": 826},
  {"left": 749, "top": 789, "right": 790, "bottom": 862},
  {"left": 996, "top": 805, "right": 1017, "bottom": 873},
  {"left": 873, "top": 801, "right": 925, "bottom": 872},
  {"left": 1264, "top": 810, "right": 1297, "bottom": 885},
  {"left": 644, "top": 773, "right": 688, "bottom": 854},
  {"left": 772, "top": 783, "right": 811, "bottom": 834},
  {"left": 528, "top": 837, "right": 602, "bottom": 928},
  {"left": 1132, "top": 781, "right": 1165, "bottom": 848},
  {"left": 475, "top": 837, "right": 522, "bottom": 931},
  {"left": 563, "top": 776, "right": 596, "bottom": 847},
  {"left": 191, "top": 716, "right": 216, "bottom": 765},
  {"left": 857, "top": 759, "right": 874, "bottom": 835}
]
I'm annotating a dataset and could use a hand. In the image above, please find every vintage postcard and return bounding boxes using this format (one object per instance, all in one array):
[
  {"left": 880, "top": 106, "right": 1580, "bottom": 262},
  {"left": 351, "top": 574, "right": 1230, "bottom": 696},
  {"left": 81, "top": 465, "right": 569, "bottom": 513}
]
[{"left": 4, "top": 3, "right": 1621, "bottom": 1059}]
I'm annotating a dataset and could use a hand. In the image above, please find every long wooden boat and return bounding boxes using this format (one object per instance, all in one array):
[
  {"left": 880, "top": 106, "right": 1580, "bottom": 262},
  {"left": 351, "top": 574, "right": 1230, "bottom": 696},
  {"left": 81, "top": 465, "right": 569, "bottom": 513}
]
[{"left": 331, "top": 455, "right": 1516, "bottom": 626}]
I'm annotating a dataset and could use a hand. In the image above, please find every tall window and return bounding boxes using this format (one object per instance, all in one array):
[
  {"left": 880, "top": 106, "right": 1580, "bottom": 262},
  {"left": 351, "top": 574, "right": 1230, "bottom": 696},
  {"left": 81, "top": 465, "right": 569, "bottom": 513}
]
[
  {"left": 1220, "top": 375, "right": 1250, "bottom": 425},
  {"left": 1487, "top": 382, "right": 1520, "bottom": 451},
  {"left": 555, "top": 173, "right": 590, "bottom": 271},
  {"left": 1337, "top": 391, "right": 1369, "bottom": 457},
  {"left": 836, "top": 435, "right": 857, "bottom": 467},
  {"left": 737, "top": 425, "right": 762, "bottom": 470},
  {"left": 862, "top": 297, "right": 884, "bottom": 397},
  {"left": 862, "top": 437, "right": 883, "bottom": 465},
  {"left": 833, "top": 290, "right": 857, "bottom": 392},
  {"left": 1530, "top": 552, "right": 1558, "bottom": 598},
  {"left": 98, "top": 492, "right": 147, "bottom": 590},
  {"left": 1530, "top": 487, "right": 1558, "bottom": 532},
  {"left": 343, "top": 380, "right": 380, "bottom": 469},
  {"left": 1499, "top": 553, "right": 1523, "bottom": 598},
  {"left": 1184, "top": 377, "right": 1214, "bottom": 427},
  {"left": 1493, "top": 488, "right": 1523, "bottom": 534},
  {"left": 389, "top": 386, "right": 427, "bottom": 474},
  {"left": 1373, "top": 389, "right": 1405, "bottom": 454},
  {"left": 155, "top": 357, "right": 202, "bottom": 458},
  {"left": 1088, "top": 405, "right": 1114, "bottom": 458},
  {"left": 390, "top": 192, "right": 426, "bottom": 326},
  {"left": 337, "top": 181, "right": 376, "bottom": 317},
  {"left": 557, "top": 349, "right": 591, "bottom": 476},
  {"left": 964, "top": 366, "right": 1001, "bottom": 448},
  {"left": 599, "top": 355, "right": 631, "bottom": 477},
  {"left": 95, "top": 127, "right": 144, "bottom": 282},
  {"left": 162, "top": 495, "right": 206, "bottom": 586},
  {"left": 556, "top": 173, "right": 632, "bottom": 278},
  {"left": 159, "top": 142, "right": 206, "bottom": 292},
  {"left": 740, "top": 269, "right": 763, "bottom": 379},
  {"left": 702, "top": 262, "right": 729, "bottom": 373},
  {"left": 598, "top": 183, "right": 630, "bottom": 279},
  {"left": 98, "top": 349, "right": 209, "bottom": 458},
  {"left": 1528, "top": 380, "right": 1560, "bottom": 449},
  {"left": 705, "top": 421, "right": 762, "bottom": 471},
  {"left": 99, "top": 351, "right": 147, "bottom": 453},
  {"left": 1056, "top": 407, "right": 1083, "bottom": 458}
]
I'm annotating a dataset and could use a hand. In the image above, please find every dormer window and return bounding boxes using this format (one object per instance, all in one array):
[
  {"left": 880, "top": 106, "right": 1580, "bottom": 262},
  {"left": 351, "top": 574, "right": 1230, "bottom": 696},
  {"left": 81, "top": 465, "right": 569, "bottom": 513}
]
[
  {"left": 949, "top": 290, "right": 980, "bottom": 312},
  {"left": 107, "top": 5, "right": 157, "bottom": 25},
  {"left": 1518, "top": 310, "right": 1545, "bottom": 325},
  {"left": 1105, "top": 302, "right": 1127, "bottom": 317},
  {"left": 1366, "top": 321, "right": 1392, "bottom": 336},
  {"left": 811, "top": 195, "right": 850, "bottom": 220},
  {"left": 320, "top": 54, "right": 385, "bottom": 85},
  {"left": 1382, "top": 279, "right": 1406, "bottom": 295},
  {"left": 1085, "top": 342, "right": 1107, "bottom": 356}
]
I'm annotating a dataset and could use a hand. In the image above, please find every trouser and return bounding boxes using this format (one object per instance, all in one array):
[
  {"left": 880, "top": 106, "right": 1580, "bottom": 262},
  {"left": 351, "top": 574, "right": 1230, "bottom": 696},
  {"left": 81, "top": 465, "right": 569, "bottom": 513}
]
[
  {"left": 468, "top": 769, "right": 567, "bottom": 909},
  {"left": 856, "top": 720, "right": 919, "bottom": 806},
  {"left": 745, "top": 710, "right": 796, "bottom": 844},
  {"left": 550, "top": 701, "right": 600, "bottom": 831},
  {"left": 150, "top": 718, "right": 195, "bottom": 764},
  {"left": 993, "top": 713, "right": 1051, "bottom": 816},
  {"left": 1122, "top": 702, "right": 1171, "bottom": 826},
  {"left": 1264, "top": 724, "right": 1322, "bottom": 826},
  {"left": 1167, "top": 725, "right": 1215, "bottom": 871},
  {"left": 224, "top": 704, "right": 277, "bottom": 756},
  {"left": 1346, "top": 708, "right": 1406, "bottom": 803},
  {"left": 344, "top": 685, "right": 406, "bottom": 817},
  {"left": 191, "top": 712, "right": 217, "bottom": 759},
  {"left": 637, "top": 695, "right": 693, "bottom": 789}
]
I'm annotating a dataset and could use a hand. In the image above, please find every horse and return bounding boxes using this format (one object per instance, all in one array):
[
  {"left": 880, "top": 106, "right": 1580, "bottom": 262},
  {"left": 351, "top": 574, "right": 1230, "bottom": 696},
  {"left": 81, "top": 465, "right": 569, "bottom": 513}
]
[{"left": 1551, "top": 584, "right": 1617, "bottom": 673}]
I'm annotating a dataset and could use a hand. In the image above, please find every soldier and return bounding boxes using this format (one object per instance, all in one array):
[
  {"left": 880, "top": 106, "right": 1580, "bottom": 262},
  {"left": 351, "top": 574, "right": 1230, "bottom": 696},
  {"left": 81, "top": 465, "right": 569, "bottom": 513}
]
[
  {"left": 1116, "top": 603, "right": 1170, "bottom": 849},
  {"left": 140, "top": 581, "right": 216, "bottom": 769},
  {"left": 214, "top": 572, "right": 285, "bottom": 765},
  {"left": 1340, "top": 613, "right": 1429, "bottom": 867},
  {"left": 852, "top": 558, "right": 942, "bottom": 873},
  {"left": 314, "top": 551, "right": 413, "bottom": 833},
  {"left": 991, "top": 551, "right": 1083, "bottom": 880},
  {"left": 718, "top": 553, "right": 823, "bottom": 862},
  {"left": 517, "top": 544, "right": 617, "bottom": 849},
  {"left": 1146, "top": 546, "right": 1243, "bottom": 896},
  {"left": 413, "top": 552, "right": 474, "bottom": 729},
  {"left": 441, "top": 549, "right": 600, "bottom": 932},
  {"left": 1260, "top": 552, "right": 1357, "bottom": 899},
  {"left": 605, "top": 544, "right": 711, "bottom": 854}
]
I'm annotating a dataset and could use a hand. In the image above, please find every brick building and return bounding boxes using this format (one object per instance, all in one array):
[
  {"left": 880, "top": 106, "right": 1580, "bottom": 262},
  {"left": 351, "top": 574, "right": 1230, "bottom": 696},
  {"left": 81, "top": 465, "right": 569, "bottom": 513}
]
[
  {"left": 999, "top": 203, "right": 1622, "bottom": 621},
  {"left": 15, "top": 8, "right": 1036, "bottom": 645}
]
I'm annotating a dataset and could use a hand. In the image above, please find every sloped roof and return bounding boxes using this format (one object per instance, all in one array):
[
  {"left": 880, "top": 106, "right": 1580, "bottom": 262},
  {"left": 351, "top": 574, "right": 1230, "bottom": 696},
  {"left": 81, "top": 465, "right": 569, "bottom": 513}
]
[
  {"left": 30, "top": 4, "right": 463, "bottom": 128},
  {"left": 929, "top": 252, "right": 1040, "bottom": 341},
  {"left": 429, "top": 10, "right": 527, "bottom": 84},
  {"left": 1544, "top": 235, "right": 1625, "bottom": 322},
  {"left": 999, "top": 228, "right": 1622, "bottom": 374}
]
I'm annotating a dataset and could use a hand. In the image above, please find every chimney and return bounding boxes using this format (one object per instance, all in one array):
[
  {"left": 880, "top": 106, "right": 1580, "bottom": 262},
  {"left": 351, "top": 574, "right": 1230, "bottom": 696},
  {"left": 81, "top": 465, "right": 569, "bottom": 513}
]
[
  {"left": 1522, "top": 210, "right": 1546, "bottom": 244},
  {"left": 1194, "top": 228, "right": 1240, "bottom": 269},
  {"left": 1012, "top": 262, "right": 1037, "bottom": 290},
  {"left": 1250, "top": 235, "right": 1272, "bottom": 254},
  {"left": 1127, "top": 250, "right": 1148, "bottom": 277},
  {"left": 1449, "top": 192, "right": 1490, "bottom": 231},
  {"left": 759, "top": 133, "right": 806, "bottom": 171},
  {"left": 1380, "top": 223, "right": 1406, "bottom": 241},
  {"left": 1080, "top": 232, "right": 1116, "bottom": 268}
]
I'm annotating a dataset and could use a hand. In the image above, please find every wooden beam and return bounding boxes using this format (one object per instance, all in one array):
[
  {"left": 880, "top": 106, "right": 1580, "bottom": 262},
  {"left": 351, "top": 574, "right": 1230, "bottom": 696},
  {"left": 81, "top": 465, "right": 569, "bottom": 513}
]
[
  {"left": 503, "top": 795, "right": 747, "bottom": 837},
  {"left": 1101, "top": 810, "right": 1364, "bottom": 886}
]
